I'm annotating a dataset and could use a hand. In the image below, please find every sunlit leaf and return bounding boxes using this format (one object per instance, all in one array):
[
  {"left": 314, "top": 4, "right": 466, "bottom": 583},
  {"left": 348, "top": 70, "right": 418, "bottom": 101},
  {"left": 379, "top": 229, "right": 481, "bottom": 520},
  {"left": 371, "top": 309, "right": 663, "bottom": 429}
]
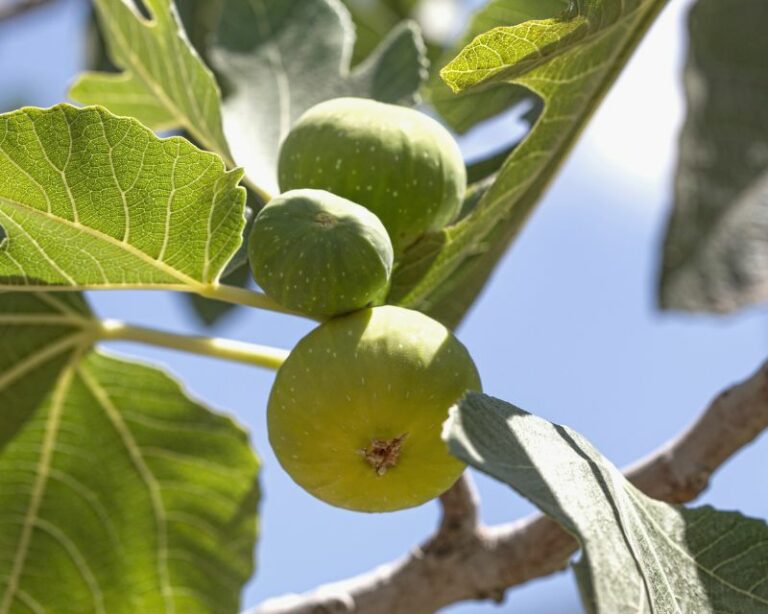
[
  {"left": 426, "top": 0, "right": 568, "bottom": 134},
  {"left": 390, "top": 0, "right": 668, "bottom": 329},
  {"left": 0, "top": 105, "right": 245, "bottom": 293}
]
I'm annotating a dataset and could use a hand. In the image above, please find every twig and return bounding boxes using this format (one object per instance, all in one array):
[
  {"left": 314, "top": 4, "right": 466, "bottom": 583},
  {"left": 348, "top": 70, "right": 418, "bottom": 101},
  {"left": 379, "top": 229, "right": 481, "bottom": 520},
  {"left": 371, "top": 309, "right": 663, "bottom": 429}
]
[
  {"left": 436, "top": 473, "right": 479, "bottom": 538},
  {"left": 252, "top": 359, "right": 768, "bottom": 614},
  {"left": 0, "top": 0, "right": 58, "bottom": 21}
]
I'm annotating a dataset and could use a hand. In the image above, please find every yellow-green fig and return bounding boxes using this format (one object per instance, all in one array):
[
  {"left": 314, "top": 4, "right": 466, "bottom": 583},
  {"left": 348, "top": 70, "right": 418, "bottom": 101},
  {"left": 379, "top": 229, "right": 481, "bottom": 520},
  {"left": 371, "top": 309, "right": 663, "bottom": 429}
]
[
  {"left": 268, "top": 305, "right": 481, "bottom": 512},
  {"left": 248, "top": 189, "right": 393, "bottom": 318},
  {"left": 278, "top": 97, "right": 466, "bottom": 251}
]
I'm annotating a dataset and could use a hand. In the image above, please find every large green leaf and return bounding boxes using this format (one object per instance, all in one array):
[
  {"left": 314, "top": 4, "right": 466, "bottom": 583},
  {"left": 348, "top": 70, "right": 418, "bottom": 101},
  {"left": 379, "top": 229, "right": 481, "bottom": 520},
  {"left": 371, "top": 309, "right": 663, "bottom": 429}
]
[
  {"left": 426, "top": 0, "right": 569, "bottom": 134},
  {"left": 71, "top": 0, "right": 232, "bottom": 163},
  {"left": 0, "top": 105, "right": 245, "bottom": 293},
  {"left": 660, "top": 0, "right": 768, "bottom": 314},
  {"left": 446, "top": 393, "right": 768, "bottom": 613},
  {"left": 211, "top": 0, "right": 428, "bottom": 197},
  {"left": 0, "top": 292, "right": 259, "bottom": 613},
  {"left": 389, "top": 0, "right": 668, "bottom": 329}
]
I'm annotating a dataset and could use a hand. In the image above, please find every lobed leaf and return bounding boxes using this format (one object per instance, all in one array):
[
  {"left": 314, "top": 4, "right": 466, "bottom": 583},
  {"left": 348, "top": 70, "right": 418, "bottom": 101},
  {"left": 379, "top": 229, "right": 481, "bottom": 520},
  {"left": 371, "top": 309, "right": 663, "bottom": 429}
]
[
  {"left": 0, "top": 292, "right": 259, "bottom": 613},
  {"left": 390, "top": 0, "right": 669, "bottom": 329},
  {"left": 426, "top": 0, "right": 570, "bottom": 134},
  {"left": 0, "top": 105, "right": 245, "bottom": 293},
  {"left": 71, "top": 0, "right": 232, "bottom": 163},
  {"left": 211, "top": 0, "right": 429, "bottom": 197},
  {"left": 660, "top": 0, "right": 768, "bottom": 314},
  {"left": 446, "top": 393, "right": 768, "bottom": 613}
]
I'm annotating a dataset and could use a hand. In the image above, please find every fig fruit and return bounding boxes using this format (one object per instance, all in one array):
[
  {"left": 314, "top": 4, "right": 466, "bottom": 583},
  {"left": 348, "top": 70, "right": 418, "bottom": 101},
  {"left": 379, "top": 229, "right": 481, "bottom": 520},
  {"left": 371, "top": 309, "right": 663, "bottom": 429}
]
[
  {"left": 248, "top": 189, "right": 394, "bottom": 318},
  {"left": 268, "top": 305, "right": 481, "bottom": 512},
  {"left": 278, "top": 97, "right": 466, "bottom": 251}
]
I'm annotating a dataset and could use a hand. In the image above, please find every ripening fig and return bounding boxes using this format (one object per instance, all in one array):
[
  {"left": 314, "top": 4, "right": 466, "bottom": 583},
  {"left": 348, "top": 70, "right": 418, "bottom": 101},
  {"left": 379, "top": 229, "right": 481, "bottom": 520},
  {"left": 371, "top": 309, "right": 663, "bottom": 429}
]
[
  {"left": 268, "top": 305, "right": 481, "bottom": 512},
  {"left": 248, "top": 189, "right": 394, "bottom": 318},
  {"left": 278, "top": 97, "right": 466, "bottom": 251}
]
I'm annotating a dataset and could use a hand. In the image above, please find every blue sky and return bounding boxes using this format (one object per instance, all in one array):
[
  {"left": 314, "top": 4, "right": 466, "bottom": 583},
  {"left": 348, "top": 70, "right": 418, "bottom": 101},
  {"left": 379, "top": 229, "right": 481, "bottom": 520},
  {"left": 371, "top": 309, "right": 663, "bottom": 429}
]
[{"left": 1, "top": 1, "right": 766, "bottom": 612}]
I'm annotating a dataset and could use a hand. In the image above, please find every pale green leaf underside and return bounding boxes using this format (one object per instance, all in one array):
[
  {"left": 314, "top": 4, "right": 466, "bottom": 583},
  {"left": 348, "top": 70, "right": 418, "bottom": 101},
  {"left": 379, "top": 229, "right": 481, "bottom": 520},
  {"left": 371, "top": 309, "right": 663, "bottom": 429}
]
[
  {"left": 660, "top": 0, "right": 768, "bottom": 314},
  {"left": 70, "top": 0, "right": 232, "bottom": 163},
  {"left": 0, "top": 292, "right": 259, "bottom": 613},
  {"left": 446, "top": 393, "right": 768, "bottom": 613},
  {"left": 0, "top": 105, "right": 245, "bottom": 292},
  {"left": 390, "top": 0, "right": 667, "bottom": 328},
  {"left": 211, "top": 0, "right": 428, "bottom": 196}
]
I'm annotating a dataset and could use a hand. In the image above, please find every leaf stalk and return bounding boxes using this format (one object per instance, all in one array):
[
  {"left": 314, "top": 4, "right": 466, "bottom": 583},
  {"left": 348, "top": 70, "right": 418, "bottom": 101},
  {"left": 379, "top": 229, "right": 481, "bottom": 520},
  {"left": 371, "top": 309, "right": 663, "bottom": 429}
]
[
  {"left": 198, "top": 283, "right": 311, "bottom": 319},
  {"left": 95, "top": 320, "right": 289, "bottom": 371}
]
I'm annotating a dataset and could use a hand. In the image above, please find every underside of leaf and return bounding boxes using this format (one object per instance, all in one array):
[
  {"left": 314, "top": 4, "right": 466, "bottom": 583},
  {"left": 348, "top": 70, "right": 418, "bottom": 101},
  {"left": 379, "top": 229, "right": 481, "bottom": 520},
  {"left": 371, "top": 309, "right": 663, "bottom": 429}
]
[
  {"left": 446, "top": 393, "right": 768, "bottom": 613},
  {"left": 0, "top": 292, "right": 259, "bottom": 613},
  {"left": 660, "top": 0, "right": 768, "bottom": 314}
]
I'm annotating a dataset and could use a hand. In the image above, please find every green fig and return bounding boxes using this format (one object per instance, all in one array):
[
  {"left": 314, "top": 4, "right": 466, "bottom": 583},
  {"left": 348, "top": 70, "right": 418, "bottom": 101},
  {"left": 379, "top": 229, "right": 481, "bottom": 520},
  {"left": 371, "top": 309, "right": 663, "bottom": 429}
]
[
  {"left": 278, "top": 97, "right": 466, "bottom": 251},
  {"left": 268, "top": 305, "right": 481, "bottom": 512},
  {"left": 248, "top": 189, "right": 394, "bottom": 318}
]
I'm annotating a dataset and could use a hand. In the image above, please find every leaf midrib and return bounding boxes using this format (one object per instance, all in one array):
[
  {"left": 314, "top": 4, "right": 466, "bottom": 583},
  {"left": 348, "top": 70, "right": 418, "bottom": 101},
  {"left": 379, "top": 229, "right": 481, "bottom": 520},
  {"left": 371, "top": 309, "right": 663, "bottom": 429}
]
[
  {"left": 626, "top": 489, "right": 768, "bottom": 607},
  {"left": 0, "top": 196, "right": 204, "bottom": 290},
  {"left": 0, "top": 352, "right": 84, "bottom": 614},
  {"left": 0, "top": 333, "right": 88, "bottom": 394},
  {"left": 441, "top": 17, "right": 590, "bottom": 91},
  {"left": 79, "top": 363, "right": 174, "bottom": 613}
]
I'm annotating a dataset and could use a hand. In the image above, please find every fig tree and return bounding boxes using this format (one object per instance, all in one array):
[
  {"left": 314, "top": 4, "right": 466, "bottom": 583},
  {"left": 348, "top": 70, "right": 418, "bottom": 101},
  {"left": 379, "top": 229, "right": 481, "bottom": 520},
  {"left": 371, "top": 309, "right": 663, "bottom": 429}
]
[
  {"left": 268, "top": 305, "right": 481, "bottom": 512},
  {"left": 278, "top": 97, "right": 466, "bottom": 251},
  {"left": 248, "top": 189, "right": 394, "bottom": 318}
]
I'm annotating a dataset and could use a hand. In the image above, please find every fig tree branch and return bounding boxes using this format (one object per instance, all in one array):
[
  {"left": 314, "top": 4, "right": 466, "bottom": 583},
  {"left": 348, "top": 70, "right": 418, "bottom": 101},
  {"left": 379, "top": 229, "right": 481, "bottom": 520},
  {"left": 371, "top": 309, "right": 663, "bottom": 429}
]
[
  {"left": 252, "top": 358, "right": 768, "bottom": 614},
  {"left": 437, "top": 472, "right": 479, "bottom": 537}
]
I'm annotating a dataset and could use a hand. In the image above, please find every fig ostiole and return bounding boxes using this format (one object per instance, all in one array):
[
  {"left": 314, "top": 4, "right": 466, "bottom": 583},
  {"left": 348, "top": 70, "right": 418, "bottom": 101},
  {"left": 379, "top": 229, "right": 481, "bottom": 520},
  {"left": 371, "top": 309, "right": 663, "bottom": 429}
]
[
  {"left": 278, "top": 97, "right": 467, "bottom": 251},
  {"left": 248, "top": 189, "right": 394, "bottom": 318},
  {"left": 268, "top": 305, "right": 481, "bottom": 513}
]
